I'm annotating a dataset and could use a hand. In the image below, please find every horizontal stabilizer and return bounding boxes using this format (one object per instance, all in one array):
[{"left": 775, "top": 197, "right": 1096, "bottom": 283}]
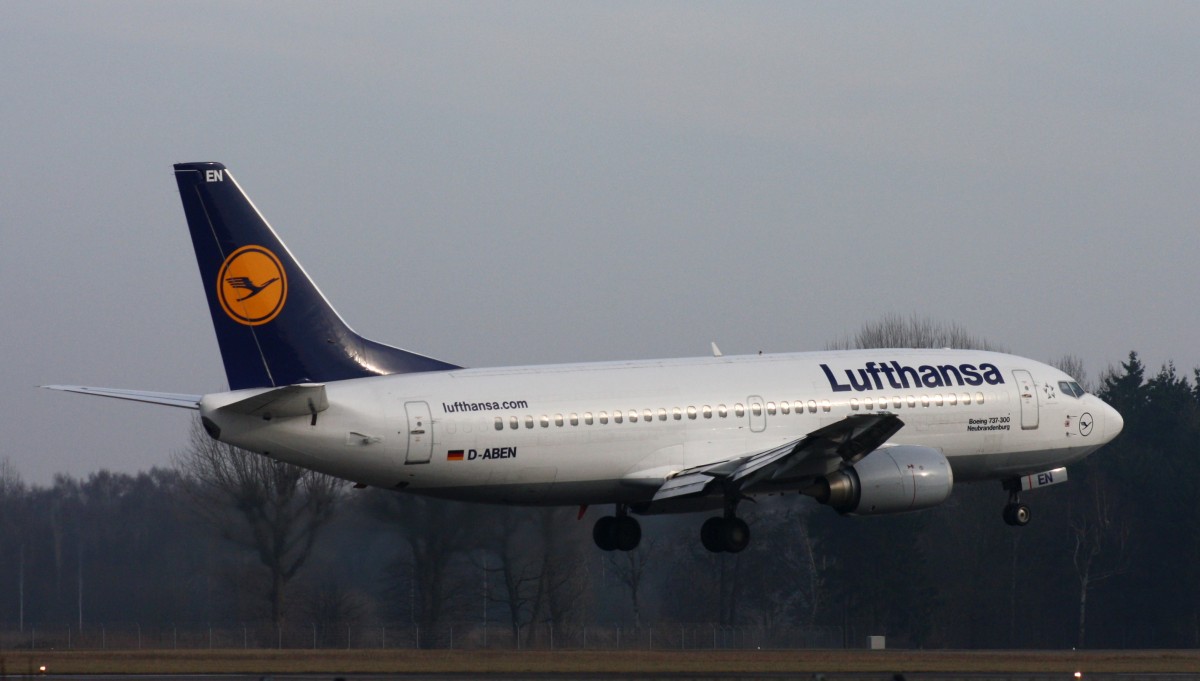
[
  {"left": 216, "top": 383, "right": 328, "bottom": 419},
  {"left": 41, "top": 385, "right": 201, "bottom": 410}
]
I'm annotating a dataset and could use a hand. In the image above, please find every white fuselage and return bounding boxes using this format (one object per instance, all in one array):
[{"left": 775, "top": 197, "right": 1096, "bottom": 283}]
[{"left": 200, "top": 348, "right": 1121, "bottom": 508}]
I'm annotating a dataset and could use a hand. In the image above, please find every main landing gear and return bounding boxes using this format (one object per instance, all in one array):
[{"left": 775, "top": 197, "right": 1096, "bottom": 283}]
[
  {"left": 593, "top": 505, "right": 641, "bottom": 551},
  {"left": 700, "top": 498, "right": 751, "bottom": 553},
  {"left": 1001, "top": 479, "right": 1032, "bottom": 527}
]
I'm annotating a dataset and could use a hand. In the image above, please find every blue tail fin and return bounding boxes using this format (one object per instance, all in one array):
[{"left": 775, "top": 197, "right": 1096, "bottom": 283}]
[{"left": 174, "top": 162, "right": 459, "bottom": 390}]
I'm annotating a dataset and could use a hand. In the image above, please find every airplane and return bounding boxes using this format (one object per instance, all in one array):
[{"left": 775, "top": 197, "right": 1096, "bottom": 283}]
[{"left": 47, "top": 162, "right": 1124, "bottom": 553}]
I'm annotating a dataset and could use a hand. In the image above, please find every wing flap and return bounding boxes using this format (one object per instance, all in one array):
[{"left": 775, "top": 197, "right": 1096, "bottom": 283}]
[
  {"left": 652, "top": 413, "right": 904, "bottom": 502},
  {"left": 653, "top": 471, "right": 721, "bottom": 501}
]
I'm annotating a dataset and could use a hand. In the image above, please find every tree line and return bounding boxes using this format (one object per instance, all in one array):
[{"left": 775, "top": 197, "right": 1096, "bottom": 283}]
[{"left": 1, "top": 345, "right": 1197, "bottom": 648}]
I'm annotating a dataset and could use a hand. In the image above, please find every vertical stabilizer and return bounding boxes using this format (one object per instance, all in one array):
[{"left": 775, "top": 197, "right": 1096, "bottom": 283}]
[{"left": 174, "top": 162, "right": 459, "bottom": 390}]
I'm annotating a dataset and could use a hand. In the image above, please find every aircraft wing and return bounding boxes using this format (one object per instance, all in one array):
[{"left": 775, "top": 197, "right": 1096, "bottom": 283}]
[
  {"left": 652, "top": 413, "right": 904, "bottom": 502},
  {"left": 42, "top": 385, "right": 201, "bottom": 409}
]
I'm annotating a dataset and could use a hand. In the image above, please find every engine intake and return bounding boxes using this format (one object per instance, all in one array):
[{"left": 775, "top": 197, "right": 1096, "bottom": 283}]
[{"left": 808, "top": 445, "right": 953, "bottom": 515}]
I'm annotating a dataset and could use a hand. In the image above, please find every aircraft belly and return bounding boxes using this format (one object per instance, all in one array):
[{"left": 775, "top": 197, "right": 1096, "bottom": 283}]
[{"left": 414, "top": 478, "right": 649, "bottom": 506}]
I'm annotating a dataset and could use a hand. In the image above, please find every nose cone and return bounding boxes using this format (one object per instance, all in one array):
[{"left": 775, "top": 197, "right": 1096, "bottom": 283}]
[{"left": 1100, "top": 399, "right": 1124, "bottom": 442}]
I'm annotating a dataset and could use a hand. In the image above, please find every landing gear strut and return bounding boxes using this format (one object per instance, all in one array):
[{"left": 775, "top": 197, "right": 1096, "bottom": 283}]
[
  {"left": 593, "top": 505, "right": 641, "bottom": 551},
  {"left": 700, "top": 497, "right": 751, "bottom": 553},
  {"left": 1001, "top": 479, "right": 1031, "bottom": 527}
]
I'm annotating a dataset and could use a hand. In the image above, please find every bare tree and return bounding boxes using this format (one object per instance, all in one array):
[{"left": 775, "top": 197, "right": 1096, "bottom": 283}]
[
  {"left": 0, "top": 457, "right": 22, "bottom": 498},
  {"left": 0, "top": 458, "right": 25, "bottom": 629},
  {"left": 1054, "top": 354, "right": 1091, "bottom": 392},
  {"left": 1070, "top": 477, "right": 1130, "bottom": 648},
  {"left": 176, "top": 419, "right": 342, "bottom": 625},
  {"left": 483, "top": 507, "right": 545, "bottom": 644},
  {"left": 365, "top": 490, "right": 477, "bottom": 646},
  {"left": 827, "top": 313, "right": 998, "bottom": 351},
  {"left": 609, "top": 537, "right": 657, "bottom": 629},
  {"left": 299, "top": 572, "right": 371, "bottom": 639}
]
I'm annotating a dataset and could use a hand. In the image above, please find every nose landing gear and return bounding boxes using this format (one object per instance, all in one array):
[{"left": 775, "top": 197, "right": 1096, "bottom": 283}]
[
  {"left": 1002, "top": 479, "right": 1032, "bottom": 527},
  {"left": 1003, "top": 501, "right": 1032, "bottom": 526}
]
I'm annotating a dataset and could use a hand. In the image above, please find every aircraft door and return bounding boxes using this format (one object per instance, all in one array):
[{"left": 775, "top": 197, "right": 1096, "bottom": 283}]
[
  {"left": 1013, "top": 370, "right": 1039, "bottom": 430},
  {"left": 747, "top": 395, "right": 766, "bottom": 432},
  {"left": 404, "top": 401, "right": 433, "bottom": 464}
]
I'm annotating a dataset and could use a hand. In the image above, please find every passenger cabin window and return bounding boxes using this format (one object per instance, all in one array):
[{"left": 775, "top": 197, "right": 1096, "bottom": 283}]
[
  {"left": 599, "top": 411, "right": 608, "bottom": 424},
  {"left": 687, "top": 406, "right": 697, "bottom": 419},
  {"left": 657, "top": 408, "right": 667, "bottom": 421},
  {"left": 821, "top": 400, "right": 831, "bottom": 413},
  {"left": 510, "top": 416, "right": 519, "bottom": 430},
  {"left": 540, "top": 416, "right": 550, "bottom": 428},
  {"left": 584, "top": 412, "right": 593, "bottom": 425},
  {"left": 644, "top": 409, "right": 655, "bottom": 422},
  {"left": 766, "top": 402, "right": 776, "bottom": 415},
  {"left": 780, "top": 401, "right": 790, "bottom": 414},
  {"left": 975, "top": 392, "right": 985, "bottom": 404},
  {"left": 850, "top": 398, "right": 860, "bottom": 411},
  {"left": 718, "top": 405, "right": 728, "bottom": 418},
  {"left": 703, "top": 405, "right": 713, "bottom": 418},
  {"left": 494, "top": 417, "right": 503, "bottom": 431},
  {"left": 735, "top": 404, "right": 745, "bottom": 418},
  {"left": 613, "top": 410, "right": 623, "bottom": 423},
  {"left": 555, "top": 414, "right": 564, "bottom": 427},
  {"left": 673, "top": 408, "right": 682, "bottom": 420},
  {"left": 751, "top": 403, "right": 762, "bottom": 417},
  {"left": 569, "top": 413, "right": 579, "bottom": 426},
  {"left": 629, "top": 410, "right": 638, "bottom": 423},
  {"left": 807, "top": 400, "right": 818, "bottom": 413}
]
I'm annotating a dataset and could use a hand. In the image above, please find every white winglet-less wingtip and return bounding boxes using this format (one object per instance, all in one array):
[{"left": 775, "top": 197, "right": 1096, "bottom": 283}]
[{"left": 46, "top": 163, "right": 1123, "bottom": 553}]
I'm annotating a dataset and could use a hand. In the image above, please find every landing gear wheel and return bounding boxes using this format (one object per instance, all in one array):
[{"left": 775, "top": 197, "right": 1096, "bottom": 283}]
[
  {"left": 594, "top": 514, "right": 641, "bottom": 551},
  {"left": 1003, "top": 503, "right": 1031, "bottom": 527},
  {"left": 701, "top": 517, "right": 725, "bottom": 553},
  {"left": 724, "top": 517, "right": 751, "bottom": 553},
  {"left": 614, "top": 515, "right": 642, "bottom": 551},
  {"left": 593, "top": 516, "right": 617, "bottom": 551},
  {"left": 700, "top": 517, "right": 752, "bottom": 553}
]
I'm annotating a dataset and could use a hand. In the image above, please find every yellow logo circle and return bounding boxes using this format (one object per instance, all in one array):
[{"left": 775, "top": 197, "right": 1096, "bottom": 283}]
[{"left": 216, "top": 245, "right": 287, "bottom": 326}]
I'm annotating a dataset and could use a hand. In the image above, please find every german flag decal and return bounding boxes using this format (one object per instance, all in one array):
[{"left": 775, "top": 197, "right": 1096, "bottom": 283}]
[{"left": 447, "top": 450, "right": 464, "bottom": 461}]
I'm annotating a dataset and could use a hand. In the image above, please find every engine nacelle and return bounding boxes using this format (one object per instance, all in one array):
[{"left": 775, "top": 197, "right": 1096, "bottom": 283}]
[{"left": 809, "top": 445, "right": 954, "bottom": 515}]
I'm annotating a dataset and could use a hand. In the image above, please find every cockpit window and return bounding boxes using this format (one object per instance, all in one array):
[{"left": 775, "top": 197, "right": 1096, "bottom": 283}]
[{"left": 1059, "top": 380, "right": 1086, "bottom": 398}]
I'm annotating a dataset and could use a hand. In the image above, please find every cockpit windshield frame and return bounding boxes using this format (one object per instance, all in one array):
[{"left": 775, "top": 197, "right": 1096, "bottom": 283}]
[{"left": 1059, "top": 380, "right": 1086, "bottom": 398}]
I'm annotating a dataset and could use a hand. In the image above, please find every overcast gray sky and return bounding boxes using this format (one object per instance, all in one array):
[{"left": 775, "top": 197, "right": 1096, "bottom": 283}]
[{"left": 3, "top": 2, "right": 1197, "bottom": 485}]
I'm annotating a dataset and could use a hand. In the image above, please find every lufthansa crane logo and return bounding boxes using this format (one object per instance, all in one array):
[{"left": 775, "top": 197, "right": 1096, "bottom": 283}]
[
  {"left": 217, "top": 245, "right": 287, "bottom": 326},
  {"left": 1079, "top": 412, "right": 1094, "bottom": 437}
]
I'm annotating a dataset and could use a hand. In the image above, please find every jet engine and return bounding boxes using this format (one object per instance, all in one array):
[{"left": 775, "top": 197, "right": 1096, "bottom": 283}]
[{"left": 807, "top": 445, "right": 953, "bottom": 515}]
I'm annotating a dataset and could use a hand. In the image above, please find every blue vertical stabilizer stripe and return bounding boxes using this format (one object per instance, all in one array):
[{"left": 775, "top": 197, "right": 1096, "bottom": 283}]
[{"left": 173, "top": 162, "right": 460, "bottom": 390}]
